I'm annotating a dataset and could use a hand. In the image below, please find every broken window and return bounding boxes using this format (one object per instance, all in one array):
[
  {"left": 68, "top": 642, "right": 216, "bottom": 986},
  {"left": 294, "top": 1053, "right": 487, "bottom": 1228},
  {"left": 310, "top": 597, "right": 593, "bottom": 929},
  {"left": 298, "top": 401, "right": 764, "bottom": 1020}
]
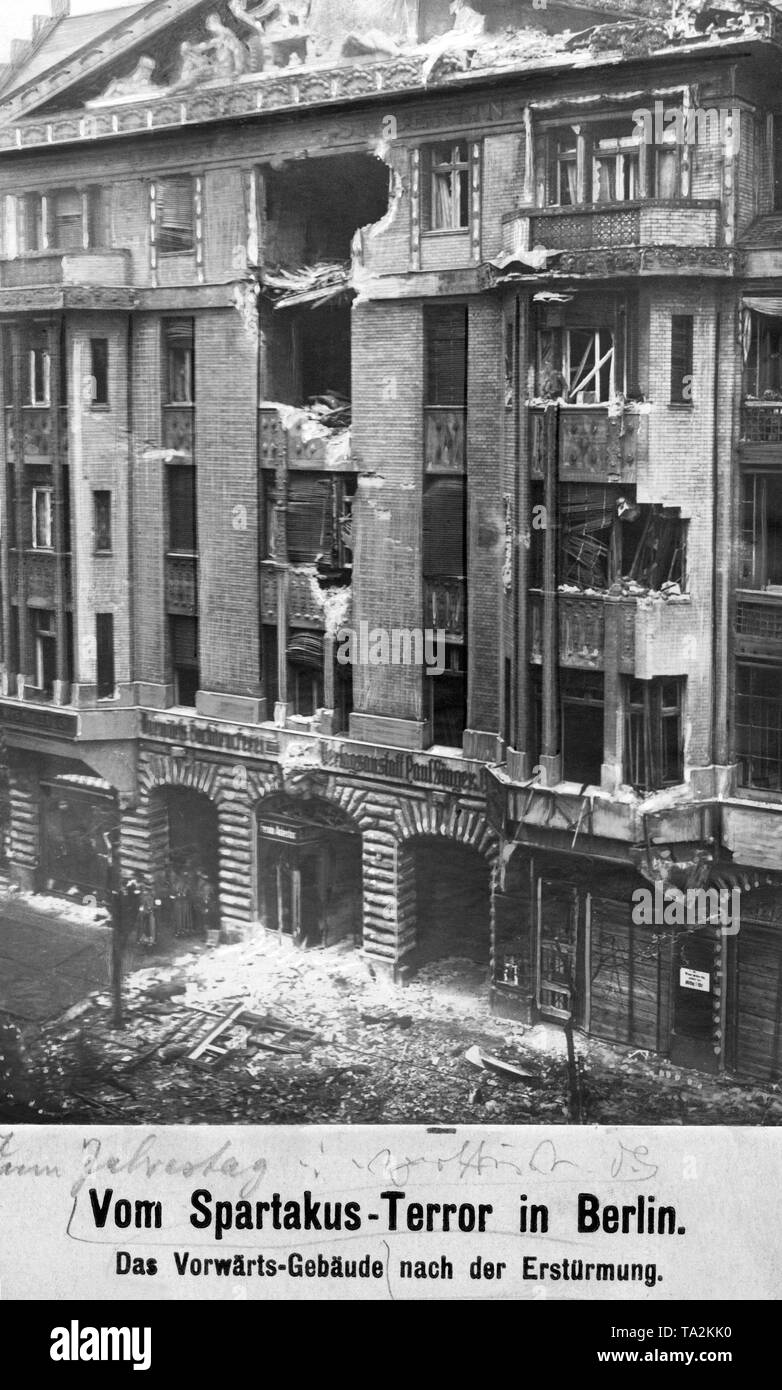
[
  {"left": 286, "top": 473, "right": 336, "bottom": 567},
  {"left": 739, "top": 473, "right": 782, "bottom": 589},
  {"left": 736, "top": 660, "right": 782, "bottom": 791},
  {"left": 537, "top": 326, "right": 614, "bottom": 403},
  {"left": 287, "top": 632, "right": 324, "bottom": 717},
  {"left": 625, "top": 678, "right": 684, "bottom": 791},
  {"left": 561, "top": 670, "right": 604, "bottom": 786},
  {"left": 559, "top": 485, "right": 686, "bottom": 593},
  {"left": 422, "top": 141, "right": 472, "bottom": 231},
  {"left": 155, "top": 177, "right": 194, "bottom": 255}
]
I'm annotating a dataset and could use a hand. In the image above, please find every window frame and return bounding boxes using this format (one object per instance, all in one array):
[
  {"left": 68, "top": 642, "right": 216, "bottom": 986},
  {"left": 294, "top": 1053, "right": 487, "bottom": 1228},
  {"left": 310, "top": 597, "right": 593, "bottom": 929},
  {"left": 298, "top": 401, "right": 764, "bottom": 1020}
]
[
  {"left": 624, "top": 677, "right": 684, "bottom": 792},
  {"left": 89, "top": 338, "right": 109, "bottom": 408},
  {"left": 155, "top": 176, "right": 196, "bottom": 256},
  {"left": 423, "top": 141, "right": 473, "bottom": 233},
  {"left": 95, "top": 612, "right": 116, "bottom": 700},
  {"left": 32, "top": 485, "right": 53, "bottom": 550},
  {"left": 163, "top": 320, "right": 195, "bottom": 405},
  {"left": 92, "top": 489, "right": 112, "bottom": 555},
  {"left": 28, "top": 346, "right": 51, "bottom": 406},
  {"left": 670, "top": 314, "right": 694, "bottom": 405}
]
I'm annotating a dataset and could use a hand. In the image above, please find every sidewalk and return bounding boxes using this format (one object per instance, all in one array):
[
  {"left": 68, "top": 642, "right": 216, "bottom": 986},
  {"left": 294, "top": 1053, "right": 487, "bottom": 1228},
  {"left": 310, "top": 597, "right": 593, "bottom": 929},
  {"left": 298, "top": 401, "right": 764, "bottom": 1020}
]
[{"left": 0, "top": 880, "right": 109, "bottom": 1023}]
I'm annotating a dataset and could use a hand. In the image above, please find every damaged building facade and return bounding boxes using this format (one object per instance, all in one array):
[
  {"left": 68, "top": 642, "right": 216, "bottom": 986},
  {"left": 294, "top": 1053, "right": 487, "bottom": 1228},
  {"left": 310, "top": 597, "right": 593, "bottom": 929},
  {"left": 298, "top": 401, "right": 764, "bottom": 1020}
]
[{"left": 0, "top": 0, "right": 782, "bottom": 1078}]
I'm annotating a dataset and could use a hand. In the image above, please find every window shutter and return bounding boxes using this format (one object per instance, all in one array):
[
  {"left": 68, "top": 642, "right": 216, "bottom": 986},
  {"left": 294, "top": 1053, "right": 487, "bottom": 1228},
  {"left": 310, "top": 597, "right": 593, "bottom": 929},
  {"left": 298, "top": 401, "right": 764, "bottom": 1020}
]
[
  {"left": 286, "top": 474, "right": 334, "bottom": 564},
  {"left": 168, "top": 466, "right": 197, "bottom": 552}
]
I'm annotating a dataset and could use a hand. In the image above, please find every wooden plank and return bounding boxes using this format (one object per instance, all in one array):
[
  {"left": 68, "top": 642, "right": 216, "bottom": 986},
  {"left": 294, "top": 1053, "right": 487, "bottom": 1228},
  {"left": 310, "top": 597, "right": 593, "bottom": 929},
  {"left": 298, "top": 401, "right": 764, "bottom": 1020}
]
[{"left": 188, "top": 1003, "right": 245, "bottom": 1061}]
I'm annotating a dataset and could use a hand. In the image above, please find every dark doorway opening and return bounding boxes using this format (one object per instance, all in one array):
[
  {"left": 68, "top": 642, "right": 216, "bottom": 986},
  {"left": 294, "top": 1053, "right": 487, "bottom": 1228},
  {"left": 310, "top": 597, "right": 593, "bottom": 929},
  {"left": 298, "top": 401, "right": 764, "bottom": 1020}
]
[
  {"left": 410, "top": 839, "right": 490, "bottom": 968},
  {"left": 257, "top": 797, "right": 361, "bottom": 950}
]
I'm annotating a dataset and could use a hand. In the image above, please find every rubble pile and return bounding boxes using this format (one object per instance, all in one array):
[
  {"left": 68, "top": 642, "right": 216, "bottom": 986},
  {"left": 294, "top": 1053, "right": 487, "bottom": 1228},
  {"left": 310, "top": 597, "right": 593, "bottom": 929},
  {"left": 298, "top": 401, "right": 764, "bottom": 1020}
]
[{"left": 4, "top": 933, "right": 779, "bottom": 1127}]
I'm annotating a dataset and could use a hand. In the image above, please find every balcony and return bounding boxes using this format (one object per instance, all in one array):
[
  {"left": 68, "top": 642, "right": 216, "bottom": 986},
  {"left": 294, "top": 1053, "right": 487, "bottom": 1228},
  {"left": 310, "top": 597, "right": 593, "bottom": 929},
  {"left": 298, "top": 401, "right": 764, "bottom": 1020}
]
[
  {"left": 0, "top": 249, "right": 131, "bottom": 289},
  {"left": 530, "top": 591, "right": 606, "bottom": 668},
  {"left": 260, "top": 562, "right": 325, "bottom": 628},
  {"left": 735, "top": 591, "right": 782, "bottom": 656},
  {"left": 424, "top": 408, "right": 466, "bottom": 474},
  {"left": 165, "top": 555, "right": 197, "bottom": 615},
  {"left": 424, "top": 576, "right": 465, "bottom": 642},
  {"left": 259, "top": 406, "right": 352, "bottom": 472},
  {"left": 5, "top": 407, "right": 68, "bottom": 464},
  {"left": 530, "top": 404, "right": 646, "bottom": 482},
  {"left": 739, "top": 401, "right": 782, "bottom": 465},
  {"left": 515, "top": 200, "right": 721, "bottom": 255},
  {"left": 9, "top": 549, "right": 72, "bottom": 605}
]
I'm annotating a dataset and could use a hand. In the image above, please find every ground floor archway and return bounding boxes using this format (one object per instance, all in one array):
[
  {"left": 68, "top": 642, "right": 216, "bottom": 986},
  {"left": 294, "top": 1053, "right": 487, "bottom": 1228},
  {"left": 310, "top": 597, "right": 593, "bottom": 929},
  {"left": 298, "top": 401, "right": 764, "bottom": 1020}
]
[
  {"left": 256, "top": 794, "right": 362, "bottom": 950},
  {"left": 406, "top": 838, "right": 491, "bottom": 968}
]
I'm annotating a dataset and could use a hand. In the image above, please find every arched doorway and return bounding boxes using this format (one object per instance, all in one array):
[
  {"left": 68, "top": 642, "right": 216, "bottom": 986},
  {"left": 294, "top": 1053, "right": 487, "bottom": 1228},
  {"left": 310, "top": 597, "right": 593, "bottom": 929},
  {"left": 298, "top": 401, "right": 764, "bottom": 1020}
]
[
  {"left": 256, "top": 795, "right": 362, "bottom": 950},
  {"left": 408, "top": 838, "right": 491, "bottom": 967},
  {"left": 159, "top": 785, "right": 220, "bottom": 884}
]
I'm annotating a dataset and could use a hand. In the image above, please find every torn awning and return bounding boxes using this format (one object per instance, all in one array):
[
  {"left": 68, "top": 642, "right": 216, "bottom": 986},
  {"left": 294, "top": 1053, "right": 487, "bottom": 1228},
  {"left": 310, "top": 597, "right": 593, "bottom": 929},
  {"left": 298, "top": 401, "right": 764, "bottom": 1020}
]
[
  {"left": 286, "top": 633, "right": 325, "bottom": 668},
  {"left": 743, "top": 297, "right": 782, "bottom": 318}
]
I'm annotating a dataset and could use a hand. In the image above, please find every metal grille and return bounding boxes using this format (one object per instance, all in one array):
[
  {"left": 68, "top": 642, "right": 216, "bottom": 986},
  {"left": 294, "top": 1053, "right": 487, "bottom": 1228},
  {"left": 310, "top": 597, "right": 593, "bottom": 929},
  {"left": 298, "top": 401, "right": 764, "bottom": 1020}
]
[
  {"left": 736, "top": 599, "right": 782, "bottom": 642},
  {"left": 741, "top": 403, "right": 782, "bottom": 442}
]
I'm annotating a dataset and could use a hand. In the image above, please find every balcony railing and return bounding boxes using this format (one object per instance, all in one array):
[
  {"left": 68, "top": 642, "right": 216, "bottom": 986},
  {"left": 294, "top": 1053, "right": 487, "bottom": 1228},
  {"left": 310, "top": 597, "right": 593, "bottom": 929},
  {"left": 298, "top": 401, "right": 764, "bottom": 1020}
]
[
  {"left": 530, "top": 404, "right": 646, "bottom": 481},
  {"left": 5, "top": 406, "right": 68, "bottom": 463},
  {"left": 0, "top": 249, "right": 131, "bottom": 290},
  {"left": 517, "top": 200, "right": 721, "bottom": 255},
  {"left": 9, "top": 549, "right": 72, "bottom": 605},
  {"left": 529, "top": 205, "right": 640, "bottom": 251},
  {"left": 740, "top": 402, "right": 782, "bottom": 444},
  {"left": 165, "top": 555, "right": 197, "bottom": 615},
  {"left": 530, "top": 591, "right": 606, "bottom": 668},
  {"left": 735, "top": 591, "right": 782, "bottom": 655},
  {"left": 424, "top": 408, "right": 466, "bottom": 474},
  {"left": 260, "top": 563, "right": 325, "bottom": 628},
  {"left": 259, "top": 406, "right": 351, "bottom": 472},
  {"left": 424, "top": 576, "right": 465, "bottom": 641}
]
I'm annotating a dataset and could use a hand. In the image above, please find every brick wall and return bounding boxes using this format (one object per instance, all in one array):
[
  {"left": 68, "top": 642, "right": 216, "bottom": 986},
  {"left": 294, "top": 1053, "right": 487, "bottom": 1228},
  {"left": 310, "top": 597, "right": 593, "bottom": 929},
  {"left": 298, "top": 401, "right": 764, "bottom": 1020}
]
[
  {"left": 130, "top": 313, "right": 167, "bottom": 687},
  {"left": 66, "top": 311, "right": 132, "bottom": 693},
  {"left": 195, "top": 310, "right": 261, "bottom": 697},
  {"left": 467, "top": 294, "right": 503, "bottom": 734},
  {"left": 639, "top": 283, "right": 720, "bottom": 768},
  {"left": 351, "top": 299, "right": 424, "bottom": 721}
]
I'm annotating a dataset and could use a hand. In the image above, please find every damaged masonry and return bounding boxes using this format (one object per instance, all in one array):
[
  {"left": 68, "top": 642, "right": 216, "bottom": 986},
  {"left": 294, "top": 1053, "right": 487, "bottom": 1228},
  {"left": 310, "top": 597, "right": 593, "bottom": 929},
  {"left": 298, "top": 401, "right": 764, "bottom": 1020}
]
[{"left": 3, "top": 0, "right": 782, "bottom": 1125}]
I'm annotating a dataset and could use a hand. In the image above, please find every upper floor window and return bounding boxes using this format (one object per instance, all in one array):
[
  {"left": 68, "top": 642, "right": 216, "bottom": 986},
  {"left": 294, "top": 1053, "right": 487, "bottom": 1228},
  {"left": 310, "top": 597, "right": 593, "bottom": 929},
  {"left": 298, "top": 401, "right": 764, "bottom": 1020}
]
[
  {"left": 625, "top": 678, "right": 684, "bottom": 792},
  {"left": 423, "top": 142, "right": 471, "bottom": 231},
  {"left": 543, "top": 116, "right": 678, "bottom": 207},
  {"left": 29, "top": 345, "right": 50, "bottom": 406},
  {"left": 739, "top": 473, "right": 782, "bottom": 590},
  {"left": 6, "top": 187, "right": 105, "bottom": 255},
  {"left": 155, "top": 177, "right": 194, "bottom": 255},
  {"left": 32, "top": 485, "right": 53, "bottom": 549},
  {"left": 164, "top": 320, "right": 194, "bottom": 404},
  {"left": 93, "top": 490, "right": 112, "bottom": 553},
  {"left": 52, "top": 188, "right": 83, "bottom": 250},
  {"left": 593, "top": 123, "right": 641, "bottom": 203},
  {"left": 670, "top": 315, "right": 694, "bottom": 404}
]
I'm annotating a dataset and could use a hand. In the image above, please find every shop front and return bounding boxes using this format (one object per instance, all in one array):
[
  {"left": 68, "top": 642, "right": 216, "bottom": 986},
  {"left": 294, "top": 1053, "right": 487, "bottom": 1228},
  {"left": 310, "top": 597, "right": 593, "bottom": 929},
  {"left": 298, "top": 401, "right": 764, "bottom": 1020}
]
[
  {"left": 39, "top": 774, "right": 118, "bottom": 898},
  {"left": 256, "top": 795, "right": 361, "bottom": 949}
]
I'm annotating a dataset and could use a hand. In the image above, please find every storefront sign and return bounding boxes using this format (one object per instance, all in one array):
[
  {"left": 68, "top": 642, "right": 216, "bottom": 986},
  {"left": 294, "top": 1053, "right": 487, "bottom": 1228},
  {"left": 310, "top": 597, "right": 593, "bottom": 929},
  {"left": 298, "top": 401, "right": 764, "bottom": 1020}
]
[
  {"left": 321, "top": 743, "right": 485, "bottom": 795},
  {"left": 0, "top": 701, "right": 78, "bottom": 737},
  {"left": 259, "top": 822, "right": 321, "bottom": 845},
  {"left": 140, "top": 713, "right": 280, "bottom": 759},
  {"left": 680, "top": 968, "right": 710, "bottom": 992}
]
